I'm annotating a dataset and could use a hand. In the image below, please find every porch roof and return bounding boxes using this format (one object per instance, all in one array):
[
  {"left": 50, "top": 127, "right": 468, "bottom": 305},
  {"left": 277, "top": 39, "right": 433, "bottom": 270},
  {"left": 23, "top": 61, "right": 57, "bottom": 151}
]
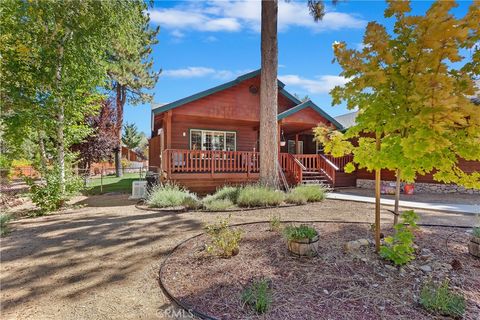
[{"left": 277, "top": 99, "right": 344, "bottom": 130}]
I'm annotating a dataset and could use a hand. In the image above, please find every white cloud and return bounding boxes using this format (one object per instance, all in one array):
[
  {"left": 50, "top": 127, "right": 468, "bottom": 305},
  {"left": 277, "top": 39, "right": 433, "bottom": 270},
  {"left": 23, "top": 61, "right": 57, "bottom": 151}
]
[
  {"left": 163, "top": 67, "right": 216, "bottom": 78},
  {"left": 149, "top": 1, "right": 366, "bottom": 35},
  {"left": 161, "top": 67, "right": 253, "bottom": 80},
  {"left": 170, "top": 30, "right": 185, "bottom": 39},
  {"left": 279, "top": 74, "right": 349, "bottom": 94}
]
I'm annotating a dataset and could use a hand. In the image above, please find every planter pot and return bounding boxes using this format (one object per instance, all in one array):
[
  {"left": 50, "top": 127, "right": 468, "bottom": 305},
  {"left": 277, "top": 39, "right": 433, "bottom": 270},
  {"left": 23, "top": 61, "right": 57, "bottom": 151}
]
[
  {"left": 287, "top": 235, "right": 319, "bottom": 257},
  {"left": 404, "top": 184, "right": 414, "bottom": 195},
  {"left": 468, "top": 236, "right": 480, "bottom": 258}
]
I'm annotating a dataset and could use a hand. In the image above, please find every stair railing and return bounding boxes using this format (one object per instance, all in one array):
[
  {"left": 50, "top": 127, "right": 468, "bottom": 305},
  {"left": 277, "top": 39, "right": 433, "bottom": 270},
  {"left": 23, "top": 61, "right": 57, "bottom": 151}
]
[{"left": 318, "top": 154, "right": 338, "bottom": 186}]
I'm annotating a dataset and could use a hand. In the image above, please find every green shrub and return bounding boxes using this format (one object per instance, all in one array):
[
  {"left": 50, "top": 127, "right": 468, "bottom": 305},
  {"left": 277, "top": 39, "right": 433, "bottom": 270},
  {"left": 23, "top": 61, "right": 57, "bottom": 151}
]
[
  {"left": 269, "top": 215, "right": 282, "bottom": 232},
  {"left": 241, "top": 278, "right": 272, "bottom": 314},
  {"left": 204, "top": 199, "right": 234, "bottom": 211},
  {"left": 283, "top": 224, "right": 318, "bottom": 241},
  {"left": 285, "top": 191, "right": 307, "bottom": 205},
  {"left": 473, "top": 226, "right": 480, "bottom": 238},
  {"left": 289, "top": 185, "right": 326, "bottom": 202},
  {"left": 420, "top": 280, "right": 465, "bottom": 318},
  {"left": 380, "top": 210, "right": 419, "bottom": 265},
  {"left": 0, "top": 213, "right": 12, "bottom": 237},
  {"left": 25, "top": 167, "right": 83, "bottom": 213},
  {"left": 146, "top": 184, "right": 197, "bottom": 208},
  {"left": 236, "top": 185, "right": 284, "bottom": 207},
  {"left": 205, "top": 216, "right": 243, "bottom": 258},
  {"left": 181, "top": 195, "right": 203, "bottom": 210},
  {"left": 208, "top": 186, "right": 241, "bottom": 203}
]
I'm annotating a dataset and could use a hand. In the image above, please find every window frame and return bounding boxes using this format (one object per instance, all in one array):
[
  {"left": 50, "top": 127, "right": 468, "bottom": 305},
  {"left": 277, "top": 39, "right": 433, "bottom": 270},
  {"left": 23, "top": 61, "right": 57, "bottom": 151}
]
[{"left": 189, "top": 129, "right": 237, "bottom": 151}]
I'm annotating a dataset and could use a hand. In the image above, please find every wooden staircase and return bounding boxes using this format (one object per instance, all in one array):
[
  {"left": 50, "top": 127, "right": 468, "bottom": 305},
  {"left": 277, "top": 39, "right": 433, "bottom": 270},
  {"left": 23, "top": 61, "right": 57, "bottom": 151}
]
[{"left": 301, "top": 170, "right": 332, "bottom": 187}]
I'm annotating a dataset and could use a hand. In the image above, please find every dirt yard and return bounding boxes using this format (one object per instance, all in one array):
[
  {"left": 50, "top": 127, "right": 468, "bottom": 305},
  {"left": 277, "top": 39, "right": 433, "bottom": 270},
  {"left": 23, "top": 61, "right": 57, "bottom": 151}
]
[{"left": 1, "top": 194, "right": 477, "bottom": 320}]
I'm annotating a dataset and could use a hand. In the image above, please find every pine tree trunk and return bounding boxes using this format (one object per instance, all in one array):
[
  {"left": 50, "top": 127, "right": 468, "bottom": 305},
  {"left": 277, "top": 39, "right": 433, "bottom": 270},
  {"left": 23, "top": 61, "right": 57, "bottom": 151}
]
[
  {"left": 115, "top": 84, "right": 125, "bottom": 177},
  {"left": 374, "top": 135, "right": 382, "bottom": 252},
  {"left": 394, "top": 169, "right": 401, "bottom": 225},
  {"left": 259, "top": 0, "right": 279, "bottom": 188}
]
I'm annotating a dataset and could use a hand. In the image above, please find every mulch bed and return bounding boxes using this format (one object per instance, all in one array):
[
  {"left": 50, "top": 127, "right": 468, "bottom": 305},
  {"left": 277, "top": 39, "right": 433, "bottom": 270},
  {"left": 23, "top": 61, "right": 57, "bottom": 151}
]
[{"left": 161, "top": 222, "right": 480, "bottom": 319}]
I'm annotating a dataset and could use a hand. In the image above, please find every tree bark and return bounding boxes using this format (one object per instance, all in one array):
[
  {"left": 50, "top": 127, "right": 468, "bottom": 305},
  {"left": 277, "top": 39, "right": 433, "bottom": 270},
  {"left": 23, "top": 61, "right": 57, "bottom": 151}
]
[
  {"left": 55, "top": 42, "right": 66, "bottom": 194},
  {"left": 394, "top": 169, "right": 401, "bottom": 225},
  {"left": 37, "top": 130, "right": 48, "bottom": 173},
  {"left": 114, "top": 84, "right": 126, "bottom": 177},
  {"left": 374, "top": 135, "right": 382, "bottom": 252},
  {"left": 259, "top": 0, "right": 279, "bottom": 188}
]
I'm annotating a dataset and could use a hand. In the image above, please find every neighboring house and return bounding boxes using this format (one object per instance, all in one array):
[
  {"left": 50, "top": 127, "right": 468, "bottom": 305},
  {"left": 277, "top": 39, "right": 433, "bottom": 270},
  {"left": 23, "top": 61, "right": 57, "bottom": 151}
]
[
  {"left": 149, "top": 69, "right": 479, "bottom": 194},
  {"left": 149, "top": 69, "right": 354, "bottom": 193},
  {"left": 333, "top": 102, "right": 480, "bottom": 194}
]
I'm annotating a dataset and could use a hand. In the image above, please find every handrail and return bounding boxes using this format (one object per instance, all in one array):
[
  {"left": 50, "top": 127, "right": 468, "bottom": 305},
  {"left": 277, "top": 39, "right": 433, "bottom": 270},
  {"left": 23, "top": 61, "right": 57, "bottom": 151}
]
[
  {"left": 293, "top": 157, "right": 307, "bottom": 171},
  {"left": 319, "top": 154, "right": 339, "bottom": 171}
]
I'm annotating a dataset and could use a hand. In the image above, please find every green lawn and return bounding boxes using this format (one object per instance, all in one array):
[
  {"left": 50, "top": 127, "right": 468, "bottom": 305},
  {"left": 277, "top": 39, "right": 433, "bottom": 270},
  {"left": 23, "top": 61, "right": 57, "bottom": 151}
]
[{"left": 86, "top": 172, "right": 145, "bottom": 195}]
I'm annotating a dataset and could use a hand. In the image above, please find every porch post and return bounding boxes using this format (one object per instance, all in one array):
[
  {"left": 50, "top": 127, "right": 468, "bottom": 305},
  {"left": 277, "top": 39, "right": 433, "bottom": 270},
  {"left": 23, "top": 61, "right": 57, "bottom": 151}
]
[
  {"left": 277, "top": 122, "right": 281, "bottom": 153},
  {"left": 165, "top": 111, "right": 172, "bottom": 149},
  {"left": 295, "top": 134, "right": 299, "bottom": 154}
]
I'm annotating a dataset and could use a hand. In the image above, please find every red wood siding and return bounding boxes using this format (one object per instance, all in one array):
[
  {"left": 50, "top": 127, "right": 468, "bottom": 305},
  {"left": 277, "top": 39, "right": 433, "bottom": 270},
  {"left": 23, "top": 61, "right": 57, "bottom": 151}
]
[
  {"left": 357, "top": 158, "right": 480, "bottom": 184},
  {"left": 170, "top": 115, "right": 258, "bottom": 151},
  {"left": 148, "top": 135, "right": 161, "bottom": 170}
]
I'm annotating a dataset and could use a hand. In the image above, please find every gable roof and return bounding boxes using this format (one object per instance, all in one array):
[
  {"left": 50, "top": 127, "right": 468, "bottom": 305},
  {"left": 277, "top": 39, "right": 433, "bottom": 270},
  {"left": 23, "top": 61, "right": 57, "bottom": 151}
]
[
  {"left": 334, "top": 111, "right": 358, "bottom": 129},
  {"left": 152, "top": 69, "right": 301, "bottom": 115},
  {"left": 277, "top": 99, "right": 344, "bottom": 130}
]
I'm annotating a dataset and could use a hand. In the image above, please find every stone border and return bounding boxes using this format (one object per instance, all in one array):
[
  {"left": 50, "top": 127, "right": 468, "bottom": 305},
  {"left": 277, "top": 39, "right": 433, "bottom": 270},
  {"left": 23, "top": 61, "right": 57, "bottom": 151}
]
[{"left": 356, "top": 179, "right": 480, "bottom": 195}]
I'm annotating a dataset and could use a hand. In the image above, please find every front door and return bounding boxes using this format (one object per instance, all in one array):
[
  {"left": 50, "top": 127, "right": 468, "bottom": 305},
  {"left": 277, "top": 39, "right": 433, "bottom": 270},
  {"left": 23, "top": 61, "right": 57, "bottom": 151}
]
[{"left": 288, "top": 140, "right": 303, "bottom": 154}]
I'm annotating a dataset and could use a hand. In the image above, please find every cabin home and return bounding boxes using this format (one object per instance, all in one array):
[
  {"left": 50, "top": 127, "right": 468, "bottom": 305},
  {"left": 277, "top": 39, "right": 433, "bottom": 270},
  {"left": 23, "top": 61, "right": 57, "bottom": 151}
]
[
  {"left": 149, "top": 69, "right": 479, "bottom": 195},
  {"left": 149, "top": 69, "right": 355, "bottom": 193}
]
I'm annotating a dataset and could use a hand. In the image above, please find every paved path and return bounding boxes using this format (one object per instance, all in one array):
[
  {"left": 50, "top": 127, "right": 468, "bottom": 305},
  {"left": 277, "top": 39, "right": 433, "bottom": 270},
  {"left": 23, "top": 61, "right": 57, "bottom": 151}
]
[{"left": 327, "top": 192, "right": 480, "bottom": 214}]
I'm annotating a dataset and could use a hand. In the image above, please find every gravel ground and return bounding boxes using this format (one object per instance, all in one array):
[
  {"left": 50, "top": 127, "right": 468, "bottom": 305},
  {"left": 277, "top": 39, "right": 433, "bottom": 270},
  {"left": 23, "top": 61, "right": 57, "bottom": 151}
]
[
  {"left": 162, "top": 223, "right": 480, "bottom": 319},
  {"left": 1, "top": 194, "right": 477, "bottom": 320}
]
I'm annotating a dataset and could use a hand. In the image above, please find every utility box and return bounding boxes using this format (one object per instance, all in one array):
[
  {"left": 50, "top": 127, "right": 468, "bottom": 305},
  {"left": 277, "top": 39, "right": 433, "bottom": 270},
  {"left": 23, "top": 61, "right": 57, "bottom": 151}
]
[{"left": 131, "top": 180, "right": 147, "bottom": 199}]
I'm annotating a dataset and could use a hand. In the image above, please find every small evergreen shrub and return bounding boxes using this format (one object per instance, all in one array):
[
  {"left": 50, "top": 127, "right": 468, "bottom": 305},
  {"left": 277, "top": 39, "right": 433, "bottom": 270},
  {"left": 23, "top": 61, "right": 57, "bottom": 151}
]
[
  {"left": 289, "top": 185, "right": 326, "bottom": 202},
  {"left": 284, "top": 191, "right": 307, "bottom": 205},
  {"left": 208, "top": 186, "right": 241, "bottom": 203},
  {"left": 241, "top": 278, "right": 272, "bottom": 314},
  {"left": 205, "top": 215, "right": 243, "bottom": 258},
  {"left": 420, "top": 280, "right": 465, "bottom": 318},
  {"left": 181, "top": 194, "right": 203, "bottom": 210},
  {"left": 236, "top": 186, "right": 284, "bottom": 207},
  {"left": 473, "top": 226, "right": 480, "bottom": 238},
  {"left": 269, "top": 215, "right": 282, "bottom": 232},
  {"left": 146, "top": 184, "right": 197, "bottom": 208},
  {"left": 283, "top": 224, "right": 318, "bottom": 241},
  {"left": 380, "top": 210, "right": 419, "bottom": 265},
  {"left": 0, "top": 213, "right": 12, "bottom": 237},
  {"left": 204, "top": 199, "right": 235, "bottom": 211}
]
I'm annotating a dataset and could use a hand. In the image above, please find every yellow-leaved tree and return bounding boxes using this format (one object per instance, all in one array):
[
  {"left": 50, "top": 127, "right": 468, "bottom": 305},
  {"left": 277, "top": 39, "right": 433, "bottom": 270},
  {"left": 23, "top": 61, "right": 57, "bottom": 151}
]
[{"left": 314, "top": 0, "right": 480, "bottom": 251}]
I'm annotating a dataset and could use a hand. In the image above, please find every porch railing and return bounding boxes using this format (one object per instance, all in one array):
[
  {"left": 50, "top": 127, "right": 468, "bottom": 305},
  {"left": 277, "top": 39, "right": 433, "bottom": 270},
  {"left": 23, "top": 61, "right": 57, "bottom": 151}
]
[
  {"left": 162, "top": 149, "right": 352, "bottom": 186},
  {"left": 163, "top": 149, "right": 260, "bottom": 175},
  {"left": 324, "top": 154, "right": 353, "bottom": 172}
]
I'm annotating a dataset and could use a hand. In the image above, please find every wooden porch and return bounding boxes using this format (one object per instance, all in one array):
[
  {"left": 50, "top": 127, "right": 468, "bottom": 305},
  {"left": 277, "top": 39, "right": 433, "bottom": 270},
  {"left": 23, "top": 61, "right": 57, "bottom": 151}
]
[{"left": 159, "top": 149, "right": 354, "bottom": 193}]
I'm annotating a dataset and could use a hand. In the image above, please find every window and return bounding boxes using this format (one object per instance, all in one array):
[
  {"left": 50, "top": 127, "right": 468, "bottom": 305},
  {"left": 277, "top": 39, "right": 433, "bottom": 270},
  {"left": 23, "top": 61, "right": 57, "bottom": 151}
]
[
  {"left": 288, "top": 140, "right": 303, "bottom": 154},
  {"left": 190, "top": 129, "right": 236, "bottom": 151}
]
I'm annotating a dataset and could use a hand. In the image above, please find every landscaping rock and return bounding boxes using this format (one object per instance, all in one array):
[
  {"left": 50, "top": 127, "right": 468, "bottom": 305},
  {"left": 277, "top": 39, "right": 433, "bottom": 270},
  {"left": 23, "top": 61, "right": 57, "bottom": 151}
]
[
  {"left": 344, "top": 239, "right": 370, "bottom": 252},
  {"left": 419, "top": 265, "right": 432, "bottom": 273}
]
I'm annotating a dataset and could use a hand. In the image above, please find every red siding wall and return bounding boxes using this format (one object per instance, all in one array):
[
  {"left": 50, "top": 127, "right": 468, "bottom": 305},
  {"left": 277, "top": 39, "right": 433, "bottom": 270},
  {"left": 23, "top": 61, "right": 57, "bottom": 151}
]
[
  {"left": 170, "top": 116, "right": 258, "bottom": 151},
  {"left": 357, "top": 158, "right": 480, "bottom": 184}
]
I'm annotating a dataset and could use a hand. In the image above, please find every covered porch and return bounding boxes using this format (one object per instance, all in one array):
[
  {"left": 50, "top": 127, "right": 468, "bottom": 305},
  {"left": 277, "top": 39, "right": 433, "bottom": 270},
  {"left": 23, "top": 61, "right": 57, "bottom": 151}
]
[{"left": 151, "top": 100, "right": 356, "bottom": 193}]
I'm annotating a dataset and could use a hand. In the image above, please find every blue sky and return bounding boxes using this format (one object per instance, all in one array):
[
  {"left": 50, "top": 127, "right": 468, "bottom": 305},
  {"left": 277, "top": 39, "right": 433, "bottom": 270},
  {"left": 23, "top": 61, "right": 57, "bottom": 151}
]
[{"left": 123, "top": 0, "right": 474, "bottom": 135}]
